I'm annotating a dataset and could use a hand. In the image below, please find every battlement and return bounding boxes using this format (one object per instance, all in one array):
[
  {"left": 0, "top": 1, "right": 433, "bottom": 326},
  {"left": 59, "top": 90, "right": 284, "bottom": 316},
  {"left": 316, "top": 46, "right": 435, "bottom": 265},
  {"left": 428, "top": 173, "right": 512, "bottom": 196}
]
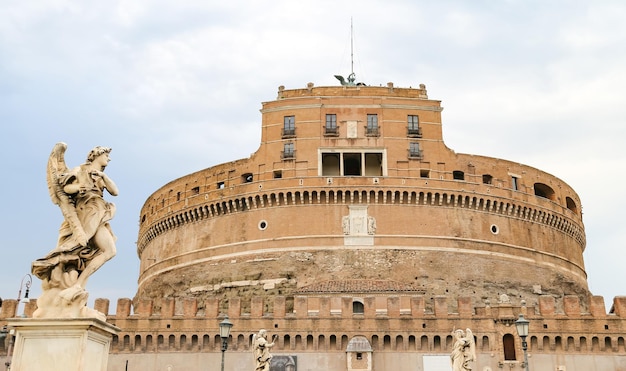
[{"left": 2, "top": 294, "right": 625, "bottom": 321}]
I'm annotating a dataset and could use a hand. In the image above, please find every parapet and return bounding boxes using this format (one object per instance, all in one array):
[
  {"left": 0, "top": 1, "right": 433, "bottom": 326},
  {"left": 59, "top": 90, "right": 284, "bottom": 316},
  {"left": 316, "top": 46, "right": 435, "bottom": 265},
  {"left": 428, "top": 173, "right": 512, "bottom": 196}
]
[{"left": 2, "top": 295, "right": 624, "bottom": 321}]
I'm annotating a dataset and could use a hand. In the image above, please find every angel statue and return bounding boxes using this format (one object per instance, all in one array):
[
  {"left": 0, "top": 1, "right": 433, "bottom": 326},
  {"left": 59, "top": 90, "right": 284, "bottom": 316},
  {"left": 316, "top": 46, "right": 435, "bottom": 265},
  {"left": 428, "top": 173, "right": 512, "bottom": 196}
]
[
  {"left": 451, "top": 328, "right": 476, "bottom": 371},
  {"left": 252, "top": 329, "right": 278, "bottom": 371},
  {"left": 31, "top": 142, "right": 118, "bottom": 320}
]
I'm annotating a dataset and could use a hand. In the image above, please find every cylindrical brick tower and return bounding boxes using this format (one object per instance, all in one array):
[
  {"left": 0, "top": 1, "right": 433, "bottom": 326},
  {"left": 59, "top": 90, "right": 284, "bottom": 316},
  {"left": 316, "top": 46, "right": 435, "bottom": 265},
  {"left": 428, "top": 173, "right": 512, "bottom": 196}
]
[{"left": 135, "top": 82, "right": 587, "bottom": 311}]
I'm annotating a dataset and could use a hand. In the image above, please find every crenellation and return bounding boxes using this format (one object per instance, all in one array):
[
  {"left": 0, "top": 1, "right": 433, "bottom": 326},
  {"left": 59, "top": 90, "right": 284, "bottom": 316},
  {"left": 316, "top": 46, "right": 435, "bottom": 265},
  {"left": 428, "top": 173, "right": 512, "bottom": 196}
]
[
  {"left": 411, "top": 296, "right": 425, "bottom": 317},
  {"left": 182, "top": 298, "right": 197, "bottom": 317},
  {"left": 294, "top": 296, "right": 307, "bottom": 318},
  {"left": 251, "top": 296, "right": 263, "bottom": 317},
  {"left": 94, "top": 298, "right": 110, "bottom": 316},
  {"left": 69, "top": 294, "right": 626, "bottom": 320},
  {"left": 134, "top": 299, "right": 153, "bottom": 317},
  {"left": 539, "top": 295, "right": 556, "bottom": 316},
  {"left": 116, "top": 298, "right": 131, "bottom": 317},
  {"left": 433, "top": 296, "right": 448, "bottom": 317},
  {"left": 387, "top": 296, "right": 400, "bottom": 317},
  {"left": 0, "top": 299, "right": 17, "bottom": 318},
  {"left": 274, "top": 296, "right": 286, "bottom": 318},
  {"left": 457, "top": 297, "right": 473, "bottom": 317},
  {"left": 563, "top": 295, "right": 581, "bottom": 317},
  {"left": 228, "top": 297, "right": 241, "bottom": 319},
  {"left": 204, "top": 297, "right": 219, "bottom": 318},
  {"left": 611, "top": 296, "right": 626, "bottom": 317}
]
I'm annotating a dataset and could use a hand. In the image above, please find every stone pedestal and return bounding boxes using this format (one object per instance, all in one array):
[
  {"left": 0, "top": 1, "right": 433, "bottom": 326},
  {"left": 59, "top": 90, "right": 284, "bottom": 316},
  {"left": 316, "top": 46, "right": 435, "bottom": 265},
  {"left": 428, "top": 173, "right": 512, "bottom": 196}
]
[{"left": 7, "top": 318, "right": 119, "bottom": 371}]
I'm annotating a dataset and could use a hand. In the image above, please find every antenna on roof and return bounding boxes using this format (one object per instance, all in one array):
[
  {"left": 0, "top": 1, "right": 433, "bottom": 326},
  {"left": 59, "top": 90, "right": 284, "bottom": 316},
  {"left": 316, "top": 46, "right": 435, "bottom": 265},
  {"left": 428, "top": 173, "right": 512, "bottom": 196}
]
[
  {"left": 334, "top": 17, "right": 365, "bottom": 87},
  {"left": 350, "top": 17, "right": 354, "bottom": 79}
]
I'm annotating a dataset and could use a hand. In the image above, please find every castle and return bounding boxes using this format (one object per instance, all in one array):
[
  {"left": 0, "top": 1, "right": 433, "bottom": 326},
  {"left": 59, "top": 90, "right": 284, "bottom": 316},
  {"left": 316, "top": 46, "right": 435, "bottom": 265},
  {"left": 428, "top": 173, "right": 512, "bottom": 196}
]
[{"left": 2, "top": 80, "right": 625, "bottom": 370}]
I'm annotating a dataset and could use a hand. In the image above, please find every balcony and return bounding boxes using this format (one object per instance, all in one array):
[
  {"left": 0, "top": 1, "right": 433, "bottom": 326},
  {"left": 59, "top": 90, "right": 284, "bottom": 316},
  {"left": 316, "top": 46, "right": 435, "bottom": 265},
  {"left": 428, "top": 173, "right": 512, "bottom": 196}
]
[
  {"left": 324, "top": 126, "right": 339, "bottom": 137},
  {"left": 281, "top": 150, "right": 296, "bottom": 160},
  {"left": 281, "top": 128, "right": 296, "bottom": 139},
  {"left": 408, "top": 149, "right": 423, "bottom": 160},
  {"left": 407, "top": 127, "right": 422, "bottom": 138},
  {"left": 365, "top": 127, "right": 380, "bottom": 137}
]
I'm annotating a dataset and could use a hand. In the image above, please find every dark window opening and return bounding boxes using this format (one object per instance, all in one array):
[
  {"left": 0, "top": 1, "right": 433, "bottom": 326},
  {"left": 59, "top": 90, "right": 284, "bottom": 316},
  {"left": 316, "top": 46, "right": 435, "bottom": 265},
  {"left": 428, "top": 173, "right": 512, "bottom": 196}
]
[
  {"left": 176, "top": 192, "right": 181, "bottom": 201},
  {"left": 566, "top": 197, "right": 578, "bottom": 213},
  {"left": 217, "top": 181, "right": 225, "bottom": 189},
  {"left": 322, "top": 153, "right": 340, "bottom": 176},
  {"left": 273, "top": 170, "right": 282, "bottom": 179},
  {"left": 511, "top": 176, "right": 519, "bottom": 191},
  {"left": 242, "top": 173, "right": 253, "bottom": 183},
  {"left": 482, "top": 174, "right": 493, "bottom": 184},
  {"left": 322, "top": 151, "right": 383, "bottom": 176},
  {"left": 453, "top": 171, "right": 465, "bottom": 180},
  {"left": 408, "top": 115, "right": 421, "bottom": 137},
  {"left": 344, "top": 153, "right": 361, "bottom": 175},
  {"left": 191, "top": 186, "right": 200, "bottom": 195},
  {"left": 503, "top": 334, "right": 516, "bottom": 360},
  {"left": 420, "top": 169, "right": 430, "bottom": 178},
  {"left": 356, "top": 353, "right": 363, "bottom": 360},
  {"left": 352, "top": 301, "right": 364, "bottom": 314},
  {"left": 534, "top": 183, "right": 555, "bottom": 200},
  {"left": 364, "top": 153, "right": 382, "bottom": 176}
]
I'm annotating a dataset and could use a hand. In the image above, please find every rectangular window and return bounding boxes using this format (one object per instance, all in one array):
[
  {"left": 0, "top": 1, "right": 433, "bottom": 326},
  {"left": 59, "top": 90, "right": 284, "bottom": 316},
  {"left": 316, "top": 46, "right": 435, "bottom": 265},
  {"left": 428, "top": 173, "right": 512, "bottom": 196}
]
[
  {"left": 409, "top": 142, "right": 422, "bottom": 159},
  {"left": 282, "top": 142, "right": 295, "bottom": 159},
  {"left": 343, "top": 153, "right": 362, "bottom": 175},
  {"left": 408, "top": 115, "right": 421, "bottom": 137},
  {"left": 511, "top": 176, "right": 519, "bottom": 191},
  {"left": 321, "top": 151, "right": 385, "bottom": 177},
  {"left": 282, "top": 115, "right": 295, "bottom": 138},
  {"left": 325, "top": 114, "right": 338, "bottom": 136},
  {"left": 366, "top": 114, "right": 379, "bottom": 136}
]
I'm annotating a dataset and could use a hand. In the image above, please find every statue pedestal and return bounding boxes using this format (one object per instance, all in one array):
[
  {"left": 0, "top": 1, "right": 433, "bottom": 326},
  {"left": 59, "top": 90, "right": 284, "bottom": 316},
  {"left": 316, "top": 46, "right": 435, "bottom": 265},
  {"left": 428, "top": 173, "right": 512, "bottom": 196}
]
[{"left": 7, "top": 318, "right": 119, "bottom": 371}]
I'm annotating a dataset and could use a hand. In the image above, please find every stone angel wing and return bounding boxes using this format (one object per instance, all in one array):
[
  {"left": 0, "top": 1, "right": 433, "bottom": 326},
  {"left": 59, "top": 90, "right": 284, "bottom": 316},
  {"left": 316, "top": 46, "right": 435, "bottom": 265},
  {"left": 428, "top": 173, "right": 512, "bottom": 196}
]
[
  {"left": 47, "top": 142, "right": 88, "bottom": 246},
  {"left": 466, "top": 328, "right": 476, "bottom": 362}
]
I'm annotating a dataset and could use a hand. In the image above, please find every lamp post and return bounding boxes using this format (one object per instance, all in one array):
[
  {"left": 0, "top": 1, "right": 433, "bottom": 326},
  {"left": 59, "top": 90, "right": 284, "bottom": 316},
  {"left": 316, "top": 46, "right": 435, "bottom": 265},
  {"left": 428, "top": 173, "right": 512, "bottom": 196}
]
[
  {"left": 17, "top": 274, "right": 32, "bottom": 318},
  {"left": 219, "top": 315, "right": 233, "bottom": 371},
  {"left": 515, "top": 313, "right": 530, "bottom": 371}
]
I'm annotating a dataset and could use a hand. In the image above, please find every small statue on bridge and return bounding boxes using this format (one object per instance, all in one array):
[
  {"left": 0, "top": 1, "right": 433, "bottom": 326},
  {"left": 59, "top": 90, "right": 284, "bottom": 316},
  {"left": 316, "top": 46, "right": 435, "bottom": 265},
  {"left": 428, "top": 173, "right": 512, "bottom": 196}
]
[
  {"left": 451, "top": 328, "right": 476, "bottom": 371},
  {"left": 31, "top": 142, "right": 119, "bottom": 320},
  {"left": 252, "top": 329, "right": 278, "bottom": 371}
]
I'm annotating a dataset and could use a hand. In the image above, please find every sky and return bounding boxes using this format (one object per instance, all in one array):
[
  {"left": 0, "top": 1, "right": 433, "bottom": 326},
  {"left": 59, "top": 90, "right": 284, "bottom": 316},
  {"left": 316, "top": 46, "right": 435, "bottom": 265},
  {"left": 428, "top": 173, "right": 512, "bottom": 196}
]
[{"left": 1, "top": 0, "right": 625, "bottom": 313}]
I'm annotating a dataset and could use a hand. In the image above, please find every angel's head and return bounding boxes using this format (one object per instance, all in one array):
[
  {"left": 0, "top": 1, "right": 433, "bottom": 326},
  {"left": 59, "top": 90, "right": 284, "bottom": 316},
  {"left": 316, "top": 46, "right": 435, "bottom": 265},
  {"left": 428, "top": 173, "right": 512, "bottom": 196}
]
[{"left": 86, "top": 146, "right": 112, "bottom": 165}]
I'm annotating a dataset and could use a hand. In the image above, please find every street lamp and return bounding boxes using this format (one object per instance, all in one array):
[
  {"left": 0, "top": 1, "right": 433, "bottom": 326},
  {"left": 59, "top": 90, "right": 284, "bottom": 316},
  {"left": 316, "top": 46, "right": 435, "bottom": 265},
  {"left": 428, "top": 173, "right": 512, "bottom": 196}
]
[
  {"left": 17, "top": 274, "right": 32, "bottom": 318},
  {"left": 219, "top": 315, "right": 233, "bottom": 371},
  {"left": 515, "top": 313, "right": 530, "bottom": 371}
]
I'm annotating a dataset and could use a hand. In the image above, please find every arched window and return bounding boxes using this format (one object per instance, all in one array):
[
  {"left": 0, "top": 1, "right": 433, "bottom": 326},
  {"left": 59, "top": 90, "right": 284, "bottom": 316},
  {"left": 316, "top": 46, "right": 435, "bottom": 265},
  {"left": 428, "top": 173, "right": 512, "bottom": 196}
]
[
  {"left": 353, "top": 300, "right": 364, "bottom": 314},
  {"left": 503, "top": 334, "right": 516, "bottom": 360},
  {"left": 534, "top": 183, "right": 555, "bottom": 200},
  {"left": 566, "top": 196, "right": 578, "bottom": 213}
]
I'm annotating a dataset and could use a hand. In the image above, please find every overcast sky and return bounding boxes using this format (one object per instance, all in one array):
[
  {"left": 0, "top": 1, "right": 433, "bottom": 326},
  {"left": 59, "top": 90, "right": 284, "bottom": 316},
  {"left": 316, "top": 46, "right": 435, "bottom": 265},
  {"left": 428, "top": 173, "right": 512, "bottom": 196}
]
[{"left": 1, "top": 0, "right": 624, "bottom": 313}]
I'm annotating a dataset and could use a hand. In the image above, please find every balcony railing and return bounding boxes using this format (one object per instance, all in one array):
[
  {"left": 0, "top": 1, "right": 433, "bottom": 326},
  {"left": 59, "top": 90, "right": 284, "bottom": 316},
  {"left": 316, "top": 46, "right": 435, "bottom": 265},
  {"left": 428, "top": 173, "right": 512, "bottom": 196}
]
[
  {"left": 365, "top": 127, "right": 380, "bottom": 137},
  {"left": 408, "top": 149, "right": 423, "bottom": 159},
  {"left": 324, "top": 126, "right": 339, "bottom": 137},
  {"left": 281, "top": 128, "right": 296, "bottom": 138},
  {"left": 407, "top": 127, "right": 422, "bottom": 137},
  {"left": 281, "top": 150, "right": 296, "bottom": 160}
]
